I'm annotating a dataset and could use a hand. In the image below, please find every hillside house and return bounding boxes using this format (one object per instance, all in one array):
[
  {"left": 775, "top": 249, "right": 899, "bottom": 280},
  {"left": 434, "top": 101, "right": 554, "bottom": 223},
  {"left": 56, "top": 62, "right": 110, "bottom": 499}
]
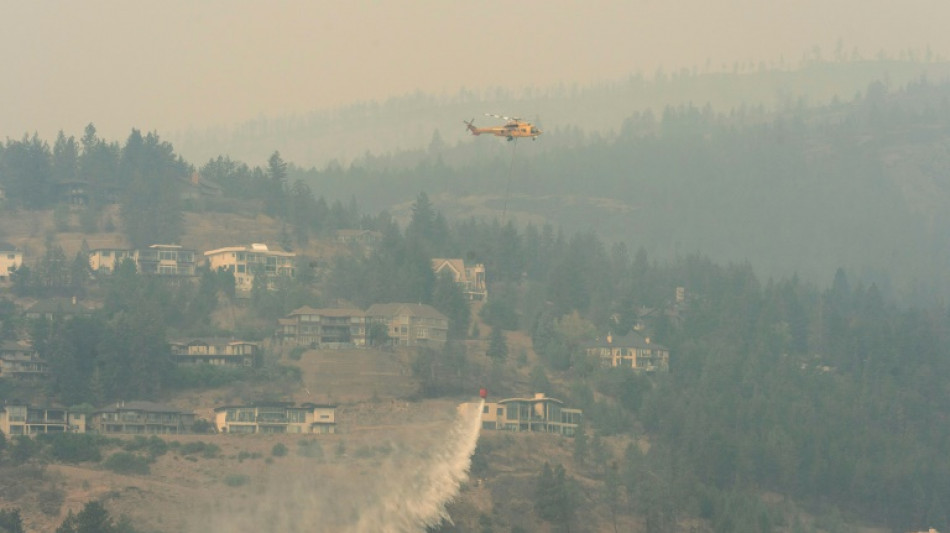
[
  {"left": 0, "top": 402, "right": 86, "bottom": 435},
  {"left": 25, "top": 297, "right": 91, "bottom": 321},
  {"left": 89, "top": 244, "right": 196, "bottom": 276},
  {"left": 54, "top": 179, "right": 89, "bottom": 206},
  {"left": 180, "top": 172, "right": 223, "bottom": 201},
  {"left": 481, "top": 393, "right": 582, "bottom": 436},
  {"left": 213, "top": 403, "right": 336, "bottom": 434},
  {"left": 365, "top": 303, "right": 449, "bottom": 348},
  {"left": 169, "top": 338, "right": 260, "bottom": 367},
  {"left": 88, "top": 247, "right": 135, "bottom": 273},
  {"left": 277, "top": 306, "right": 367, "bottom": 348},
  {"left": 0, "top": 341, "right": 48, "bottom": 379},
  {"left": 431, "top": 258, "right": 487, "bottom": 300},
  {"left": 204, "top": 243, "right": 295, "bottom": 292},
  {"left": 0, "top": 242, "right": 23, "bottom": 281},
  {"left": 136, "top": 244, "right": 196, "bottom": 276},
  {"left": 335, "top": 229, "right": 382, "bottom": 246},
  {"left": 583, "top": 331, "right": 669, "bottom": 372},
  {"left": 90, "top": 401, "right": 195, "bottom": 435}
]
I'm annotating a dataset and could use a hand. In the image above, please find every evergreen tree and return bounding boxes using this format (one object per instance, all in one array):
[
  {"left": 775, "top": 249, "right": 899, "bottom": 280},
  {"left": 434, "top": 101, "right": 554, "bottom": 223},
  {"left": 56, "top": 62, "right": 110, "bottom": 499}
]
[
  {"left": 264, "top": 150, "right": 288, "bottom": 217},
  {"left": 534, "top": 462, "right": 576, "bottom": 532},
  {"left": 431, "top": 270, "right": 470, "bottom": 339},
  {"left": 52, "top": 131, "right": 79, "bottom": 187},
  {"left": 1, "top": 134, "right": 53, "bottom": 208},
  {"left": 486, "top": 326, "right": 508, "bottom": 360},
  {"left": 406, "top": 192, "right": 437, "bottom": 247},
  {"left": 573, "top": 424, "right": 589, "bottom": 466},
  {"left": 55, "top": 501, "right": 117, "bottom": 533},
  {"left": 119, "top": 130, "right": 185, "bottom": 247},
  {"left": 0, "top": 508, "right": 24, "bottom": 533}
]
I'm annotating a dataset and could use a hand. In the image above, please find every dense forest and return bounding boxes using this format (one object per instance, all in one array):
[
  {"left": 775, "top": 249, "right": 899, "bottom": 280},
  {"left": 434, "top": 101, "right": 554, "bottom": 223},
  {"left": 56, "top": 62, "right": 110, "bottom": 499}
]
[
  {"left": 282, "top": 76, "right": 950, "bottom": 306},
  {"left": 3, "top": 68, "right": 950, "bottom": 531}
]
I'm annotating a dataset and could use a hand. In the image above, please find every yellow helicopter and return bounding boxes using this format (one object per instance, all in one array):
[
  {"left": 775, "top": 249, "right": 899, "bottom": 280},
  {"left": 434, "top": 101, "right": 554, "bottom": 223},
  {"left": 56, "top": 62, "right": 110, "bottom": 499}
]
[{"left": 464, "top": 114, "right": 542, "bottom": 141}]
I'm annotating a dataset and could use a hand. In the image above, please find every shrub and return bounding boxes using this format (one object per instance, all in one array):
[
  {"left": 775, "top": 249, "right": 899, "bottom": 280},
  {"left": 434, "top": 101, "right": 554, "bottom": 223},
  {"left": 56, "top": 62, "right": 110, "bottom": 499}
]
[
  {"left": 40, "top": 433, "right": 103, "bottom": 463},
  {"left": 0, "top": 507, "right": 24, "bottom": 533},
  {"left": 179, "top": 441, "right": 220, "bottom": 458},
  {"left": 288, "top": 346, "right": 306, "bottom": 361},
  {"left": 223, "top": 474, "right": 249, "bottom": 487},
  {"left": 146, "top": 436, "right": 168, "bottom": 458},
  {"left": 9, "top": 436, "right": 41, "bottom": 464},
  {"left": 171, "top": 365, "right": 251, "bottom": 390},
  {"left": 271, "top": 443, "right": 288, "bottom": 457},
  {"left": 102, "top": 452, "right": 150, "bottom": 475},
  {"left": 353, "top": 445, "right": 374, "bottom": 459},
  {"left": 237, "top": 451, "right": 261, "bottom": 462},
  {"left": 296, "top": 439, "right": 323, "bottom": 459},
  {"left": 37, "top": 487, "right": 64, "bottom": 516},
  {"left": 192, "top": 419, "right": 214, "bottom": 434},
  {"left": 122, "top": 436, "right": 149, "bottom": 452}
]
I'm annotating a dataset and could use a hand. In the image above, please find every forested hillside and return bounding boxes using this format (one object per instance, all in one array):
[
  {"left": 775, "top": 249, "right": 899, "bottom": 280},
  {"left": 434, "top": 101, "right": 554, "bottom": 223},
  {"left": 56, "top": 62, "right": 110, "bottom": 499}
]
[
  {"left": 3, "top": 61, "right": 950, "bottom": 532},
  {"left": 292, "top": 77, "right": 950, "bottom": 304}
]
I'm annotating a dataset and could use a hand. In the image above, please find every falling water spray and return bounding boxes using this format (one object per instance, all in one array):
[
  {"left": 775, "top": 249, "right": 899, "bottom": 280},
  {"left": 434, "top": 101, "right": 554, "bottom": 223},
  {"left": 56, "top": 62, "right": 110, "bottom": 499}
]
[
  {"left": 348, "top": 399, "right": 485, "bottom": 532},
  {"left": 193, "top": 400, "right": 485, "bottom": 533}
]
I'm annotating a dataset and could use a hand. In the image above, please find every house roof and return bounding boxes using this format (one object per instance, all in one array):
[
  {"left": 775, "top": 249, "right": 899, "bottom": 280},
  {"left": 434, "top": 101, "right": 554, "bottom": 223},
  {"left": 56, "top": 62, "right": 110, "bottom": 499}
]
[
  {"left": 336, "top": 229, "right": 381, "bottom": 238},
  {"left": 95, "top": 401, "right": 192, "bottom": 415},
  {"left": 365, "top": 303, "right": 448, "bottom": 322},
  {"left": 582, "top": 331, "right": 667, "bottom": 351},
  {"left": 0, "top": 402, "right": 67, "bottom": 412},
  {"left": 495, "top": 393, "right": 565, "bottom": 405},
  {"left": 204, "top": 244, "right": 295, "bottom": 257},
  {"left": 0, "top": 340, "right": 33, "bottom": 352},
  {"left": 169, "top": 338, "right": 258, "bottom": 347},
  {"left": 286, "top": 306, "right": 365, "bottom": 318},
  {"left": 27, "top": 297, "right": 90, "bottom": 315},
  {"left": 89, "top": 247, "right": 133, "bottom": 254},
  {"left": 213, "top": 403, "right": 336, "bottom": 412},
  {"left": 432, "top": 257, "right": 482, "bottom": 284}
]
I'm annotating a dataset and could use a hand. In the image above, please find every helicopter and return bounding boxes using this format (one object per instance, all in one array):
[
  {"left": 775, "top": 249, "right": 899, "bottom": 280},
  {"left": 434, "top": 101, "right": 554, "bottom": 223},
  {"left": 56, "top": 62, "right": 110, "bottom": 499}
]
[{"left": 464, "top": 113, "right": 542, "bottom": 141}]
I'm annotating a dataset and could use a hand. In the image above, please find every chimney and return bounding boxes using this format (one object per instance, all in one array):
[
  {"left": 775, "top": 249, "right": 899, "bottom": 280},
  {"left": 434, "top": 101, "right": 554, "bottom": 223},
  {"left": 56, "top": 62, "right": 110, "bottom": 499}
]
[{"left": 606, "top": 333, "right": 612, "bottom": 344}]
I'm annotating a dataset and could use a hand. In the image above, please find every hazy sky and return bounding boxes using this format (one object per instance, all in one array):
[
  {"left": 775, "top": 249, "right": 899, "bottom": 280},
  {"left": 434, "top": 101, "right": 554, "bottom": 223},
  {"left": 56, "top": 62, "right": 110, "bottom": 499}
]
[{"left": 3, "top": 0, "right": 949, "bottom": 143}]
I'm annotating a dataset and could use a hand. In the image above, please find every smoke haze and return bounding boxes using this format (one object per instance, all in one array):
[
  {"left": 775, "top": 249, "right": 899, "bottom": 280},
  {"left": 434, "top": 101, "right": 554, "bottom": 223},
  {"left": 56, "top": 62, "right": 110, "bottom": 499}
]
[{"left": 3, "top": 1, "right": 950, "bottom": 142}]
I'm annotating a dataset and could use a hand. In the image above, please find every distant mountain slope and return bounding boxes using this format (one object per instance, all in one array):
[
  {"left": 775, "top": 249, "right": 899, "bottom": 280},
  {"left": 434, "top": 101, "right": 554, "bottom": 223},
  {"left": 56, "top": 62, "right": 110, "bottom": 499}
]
[
  {"left": 169, "top": 60, "right": 950, "bottom": 169},
  {"left": 292, "top": 78, "right": 950, "bottom": 303}
]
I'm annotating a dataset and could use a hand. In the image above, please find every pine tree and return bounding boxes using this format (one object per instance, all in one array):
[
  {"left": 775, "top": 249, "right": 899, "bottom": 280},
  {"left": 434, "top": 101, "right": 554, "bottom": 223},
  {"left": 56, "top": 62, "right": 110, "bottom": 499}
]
[
  {"left": 0, "top": 508, "right": 25, "bottom": 533},
  {"left": 486, "top": 327, "right": 508, "bottom": 360}
]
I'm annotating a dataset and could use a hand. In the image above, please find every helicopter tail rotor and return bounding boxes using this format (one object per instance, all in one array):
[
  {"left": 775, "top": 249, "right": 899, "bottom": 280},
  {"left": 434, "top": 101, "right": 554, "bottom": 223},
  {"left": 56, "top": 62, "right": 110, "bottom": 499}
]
[{"left": 464, "top": 118, "right": 479, "bottom": 135}]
